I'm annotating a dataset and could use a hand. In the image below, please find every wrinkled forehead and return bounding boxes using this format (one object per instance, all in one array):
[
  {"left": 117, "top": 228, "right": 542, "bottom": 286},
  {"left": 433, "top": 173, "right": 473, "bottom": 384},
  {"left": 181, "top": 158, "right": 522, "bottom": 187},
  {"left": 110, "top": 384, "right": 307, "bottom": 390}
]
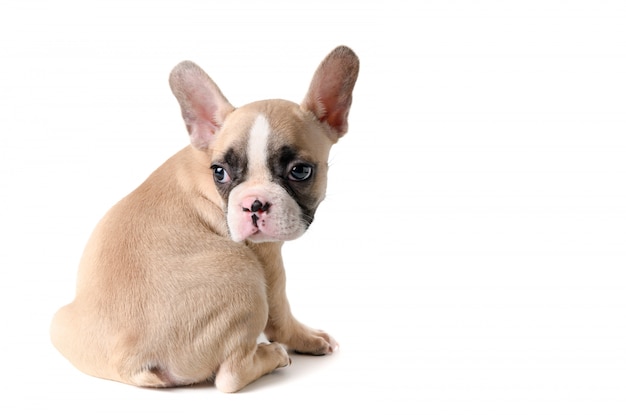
[{"left": 212, "top": 100, "right": 332, "bottom": 163}]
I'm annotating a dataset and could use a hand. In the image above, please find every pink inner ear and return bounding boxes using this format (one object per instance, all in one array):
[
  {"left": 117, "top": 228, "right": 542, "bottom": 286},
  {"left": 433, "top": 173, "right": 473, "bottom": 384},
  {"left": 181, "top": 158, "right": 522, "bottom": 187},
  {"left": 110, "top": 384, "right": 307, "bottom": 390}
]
[
  {"left": 309, "top": 76, "right": 353, "bottom": 137},
  {"left": 181, "top": 83, "right": 230, "bottom": 150},
  {"left": 303, "top": 46, "right": 359, "bottom": 138},
  {"left": 188, "top": 120, "right": 220, "bottom": 150},
  {"left": 184, "top": 98, "right": 224, "bottom": 149},
  {"left": 170, "top": 60, "right": 235, "bottom": 150},
  {"left": 321, "top": 95, "right": 352, "bottom": 136}
]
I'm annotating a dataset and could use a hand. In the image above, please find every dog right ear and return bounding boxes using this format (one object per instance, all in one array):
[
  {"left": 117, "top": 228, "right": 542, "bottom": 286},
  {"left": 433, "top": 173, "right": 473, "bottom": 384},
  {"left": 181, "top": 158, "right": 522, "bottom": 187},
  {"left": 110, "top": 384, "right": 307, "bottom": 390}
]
[
  {"left": 169, "top": 61, "right": 235, "bottom": 150},
  {"left": 301, "top": 46, "right": 359, "bottom": 142}
]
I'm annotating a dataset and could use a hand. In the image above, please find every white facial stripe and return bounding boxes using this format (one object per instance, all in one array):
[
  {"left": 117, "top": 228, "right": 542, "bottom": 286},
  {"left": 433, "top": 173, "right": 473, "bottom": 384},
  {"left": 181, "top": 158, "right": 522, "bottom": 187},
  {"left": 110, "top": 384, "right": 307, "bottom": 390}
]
[{"left": 247, "top": 114, "right": 271, "bottom": 179}]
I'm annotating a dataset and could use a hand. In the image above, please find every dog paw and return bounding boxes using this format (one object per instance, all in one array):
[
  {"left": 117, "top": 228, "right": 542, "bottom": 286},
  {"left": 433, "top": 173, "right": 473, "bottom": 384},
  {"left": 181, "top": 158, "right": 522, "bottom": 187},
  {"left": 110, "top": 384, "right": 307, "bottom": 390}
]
[
  {"left": 291, "top": 328, "right": 338, "bottom": 356},
  {"left": 271, "top": 343, "right": 291, "bottom": 369},
  {"left": 265, "top": 342, "right": 291, "bottom": 368}
]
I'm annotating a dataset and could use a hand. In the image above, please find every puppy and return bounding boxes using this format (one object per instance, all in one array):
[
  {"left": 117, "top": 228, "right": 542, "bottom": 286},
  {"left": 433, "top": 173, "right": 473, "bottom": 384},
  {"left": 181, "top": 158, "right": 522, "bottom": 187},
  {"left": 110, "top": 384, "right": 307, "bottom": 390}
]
[{"left": 50, "top": 46, "right": 359, "bottom": 392}]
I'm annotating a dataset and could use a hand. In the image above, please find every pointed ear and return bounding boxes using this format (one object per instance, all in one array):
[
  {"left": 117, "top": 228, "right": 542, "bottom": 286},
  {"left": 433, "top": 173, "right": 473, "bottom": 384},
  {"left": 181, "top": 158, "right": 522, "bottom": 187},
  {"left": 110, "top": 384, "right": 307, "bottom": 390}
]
[
  {"left": 169, "top": 61, "right": 235, "bottom": 150},
  {"left": 301, "top": 46, "right": 359, "bottom": 141}
]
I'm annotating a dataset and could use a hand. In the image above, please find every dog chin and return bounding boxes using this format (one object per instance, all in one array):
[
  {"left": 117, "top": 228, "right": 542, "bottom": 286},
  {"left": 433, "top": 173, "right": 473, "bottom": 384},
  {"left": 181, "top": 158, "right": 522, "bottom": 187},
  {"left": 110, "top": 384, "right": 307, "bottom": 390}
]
[
  {"left": 231, "top": 228, "right": 306, "bottom": 244},
  {"left": 244, "top": 233, "right": 281, "bottom": 243}
]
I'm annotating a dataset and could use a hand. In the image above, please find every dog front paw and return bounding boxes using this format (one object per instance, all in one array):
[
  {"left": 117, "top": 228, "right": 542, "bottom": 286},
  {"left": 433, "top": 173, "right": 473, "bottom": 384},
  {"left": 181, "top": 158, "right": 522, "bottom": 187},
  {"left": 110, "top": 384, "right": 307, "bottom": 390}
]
[{"left": 289, "top": 327, "right": 338, "bottom": 356}]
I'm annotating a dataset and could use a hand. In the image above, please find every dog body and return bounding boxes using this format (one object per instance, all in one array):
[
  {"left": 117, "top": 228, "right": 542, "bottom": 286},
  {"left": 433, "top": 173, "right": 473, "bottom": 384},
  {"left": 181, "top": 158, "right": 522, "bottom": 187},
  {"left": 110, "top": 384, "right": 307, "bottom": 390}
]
[{"left": 51, "top": 47, "right": 358, "bottom": 392}]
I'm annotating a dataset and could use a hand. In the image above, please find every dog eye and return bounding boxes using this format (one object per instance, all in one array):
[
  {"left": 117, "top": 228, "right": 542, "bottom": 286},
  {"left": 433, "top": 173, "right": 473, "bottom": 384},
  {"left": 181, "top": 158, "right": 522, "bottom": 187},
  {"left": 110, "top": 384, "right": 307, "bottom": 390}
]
[
  {"left": 289, "top": 164, "right": 313, "bottom": 181},
  {"left": 212, "top": 165, "right": 231, "bottom": 184}
]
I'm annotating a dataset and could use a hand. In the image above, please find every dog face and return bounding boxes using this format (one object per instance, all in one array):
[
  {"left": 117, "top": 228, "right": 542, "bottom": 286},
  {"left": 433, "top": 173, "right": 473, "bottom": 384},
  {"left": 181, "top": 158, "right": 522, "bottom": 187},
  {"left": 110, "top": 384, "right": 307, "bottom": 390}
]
[
  {"left": 169, "top": 46, "right": 359, "bottom": 243},
  {"left": 209, "top": 101, "right": 333, "bottom": 242}
]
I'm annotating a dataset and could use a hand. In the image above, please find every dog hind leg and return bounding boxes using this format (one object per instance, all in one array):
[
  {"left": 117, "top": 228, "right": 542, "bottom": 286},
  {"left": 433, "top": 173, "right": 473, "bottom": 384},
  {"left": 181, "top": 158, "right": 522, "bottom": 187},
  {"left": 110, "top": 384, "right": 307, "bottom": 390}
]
[{"left": 214, "top": 342, "right": 290, "bottom": 393}]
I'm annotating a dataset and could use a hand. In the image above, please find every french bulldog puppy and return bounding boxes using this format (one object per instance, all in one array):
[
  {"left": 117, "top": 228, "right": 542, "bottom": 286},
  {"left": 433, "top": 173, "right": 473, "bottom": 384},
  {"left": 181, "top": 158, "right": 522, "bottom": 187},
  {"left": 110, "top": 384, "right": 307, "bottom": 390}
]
[{"left": 51, "top": 46, "right": 359, "bottom": 392}]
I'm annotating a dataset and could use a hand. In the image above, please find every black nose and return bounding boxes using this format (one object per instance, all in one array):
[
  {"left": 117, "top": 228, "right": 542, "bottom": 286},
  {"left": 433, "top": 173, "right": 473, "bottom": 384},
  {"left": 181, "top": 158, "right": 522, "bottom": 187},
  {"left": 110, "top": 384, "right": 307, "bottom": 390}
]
[
  {"left": 251, "top": 200, "right": 263, "bottom": 212},
  {"left": 249, "top": 199, "right": 271, "bottom": 213}
]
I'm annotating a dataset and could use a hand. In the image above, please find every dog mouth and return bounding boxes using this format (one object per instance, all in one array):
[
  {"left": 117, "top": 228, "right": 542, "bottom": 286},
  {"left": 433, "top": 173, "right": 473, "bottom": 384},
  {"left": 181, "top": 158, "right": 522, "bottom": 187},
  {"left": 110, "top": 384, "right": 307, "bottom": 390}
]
[{"left": 230, "top": 213, "right": 307, "bottom": 243}]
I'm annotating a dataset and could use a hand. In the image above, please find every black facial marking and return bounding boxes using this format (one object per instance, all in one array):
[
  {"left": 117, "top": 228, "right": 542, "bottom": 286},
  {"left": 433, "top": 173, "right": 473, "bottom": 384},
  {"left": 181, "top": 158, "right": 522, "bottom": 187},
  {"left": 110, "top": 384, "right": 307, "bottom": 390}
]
[
  {"left": 268, "top": 145, "right": 319, "bottom": 226},
  {"left": 223, "top": 148, "right": 247, "bottom": 176},
  {"left": 211, "top": 147, "right": 247, "bottom": 201}
]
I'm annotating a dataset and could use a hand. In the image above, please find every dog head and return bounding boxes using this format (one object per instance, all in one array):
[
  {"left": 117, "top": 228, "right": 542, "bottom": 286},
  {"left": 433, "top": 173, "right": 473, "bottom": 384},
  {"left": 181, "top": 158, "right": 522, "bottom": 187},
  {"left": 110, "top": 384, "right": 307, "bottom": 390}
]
[{"left": 169, "top": 46, "right": 359, "bottom": 242}]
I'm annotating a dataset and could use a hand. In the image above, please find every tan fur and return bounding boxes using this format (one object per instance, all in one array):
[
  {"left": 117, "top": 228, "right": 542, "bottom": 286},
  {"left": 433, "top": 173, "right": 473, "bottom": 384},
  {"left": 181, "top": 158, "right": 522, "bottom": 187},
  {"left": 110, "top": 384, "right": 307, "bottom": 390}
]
[{"left": 51, "top": 46, "right": 359, "bottom": 392}]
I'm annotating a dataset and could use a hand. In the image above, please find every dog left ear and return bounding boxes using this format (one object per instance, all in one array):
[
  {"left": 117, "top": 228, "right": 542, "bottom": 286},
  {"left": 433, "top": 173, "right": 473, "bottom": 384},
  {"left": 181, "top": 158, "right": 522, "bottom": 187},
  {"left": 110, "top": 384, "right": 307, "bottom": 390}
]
[
  {"left": 169, "top": 61, "right": 235, "bottom": 150},
  {"left": 302, "top": 46, "right": 359, "bottom": 141}
]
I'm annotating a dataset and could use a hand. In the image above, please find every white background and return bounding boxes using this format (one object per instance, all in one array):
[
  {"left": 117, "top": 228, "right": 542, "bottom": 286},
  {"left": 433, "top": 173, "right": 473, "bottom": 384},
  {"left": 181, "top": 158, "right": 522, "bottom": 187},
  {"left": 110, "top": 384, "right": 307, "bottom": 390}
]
[{"left": 1, "top": 1, "right": 625, "bottom": 414}]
